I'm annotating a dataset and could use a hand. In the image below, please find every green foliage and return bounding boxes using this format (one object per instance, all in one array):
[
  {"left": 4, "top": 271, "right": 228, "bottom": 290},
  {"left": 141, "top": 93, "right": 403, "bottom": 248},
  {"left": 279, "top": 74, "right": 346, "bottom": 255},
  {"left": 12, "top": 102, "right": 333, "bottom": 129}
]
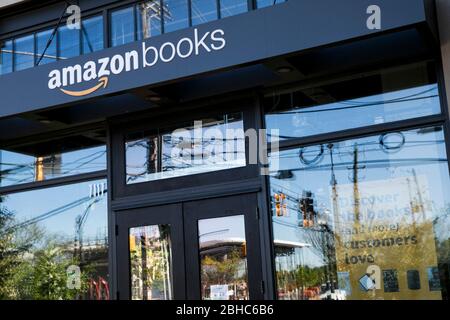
[
  {"left": 201, "top": 249, "right": 245, "bottom": 286},
  {"left": 0, "top": 201, "right": 91, "bottom": 300}
]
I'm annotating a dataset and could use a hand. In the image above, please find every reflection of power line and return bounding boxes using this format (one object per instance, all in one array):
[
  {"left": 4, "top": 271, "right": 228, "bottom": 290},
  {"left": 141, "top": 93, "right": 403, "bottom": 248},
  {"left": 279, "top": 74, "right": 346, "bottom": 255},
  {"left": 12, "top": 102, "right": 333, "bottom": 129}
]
[
  {"left": 278, "top": 141, "right": 446, "bottom": 160},
  {"left": 269, "top": 158, "right": 447, "bottom": 175},
  {"left": 268, "top": 88, "right": 437, "bottom": 116},
  {"left": 3, "top": 190, "right": 107, "bottom": 234},
  {"left": 0, "top": 150, "right": 106, "bottom": 184},
  {"left": 199, "top": 229, "right": 230, "bottom": 238},
  {"left": 75, "top": 196, "right": 102, "bottom": 261}
]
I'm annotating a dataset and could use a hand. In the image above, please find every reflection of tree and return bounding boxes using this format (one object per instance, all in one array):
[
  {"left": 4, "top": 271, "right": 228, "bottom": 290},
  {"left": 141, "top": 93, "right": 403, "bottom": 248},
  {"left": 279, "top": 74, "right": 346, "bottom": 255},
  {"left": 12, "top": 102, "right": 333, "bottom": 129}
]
[
  {"left": 0, "top": 196, "right": 102, "bottom": 300},
  {"left": 201, "top": 248, "right": 247, "bottom": 299},
  {"left": 13, "top": 240, "right": 90, "bottom": 300},
  {"left": 0, "top": 198, "right": 43, "bottom": 299},
  {"left": 276, "top": 265, "right": 326, "bottom": 300},
  {"left": 302, "top": 225, "right": 337, "bottom": 286},
  {"left": 130, "top": 227, "right": 172, "bottom": 300}
]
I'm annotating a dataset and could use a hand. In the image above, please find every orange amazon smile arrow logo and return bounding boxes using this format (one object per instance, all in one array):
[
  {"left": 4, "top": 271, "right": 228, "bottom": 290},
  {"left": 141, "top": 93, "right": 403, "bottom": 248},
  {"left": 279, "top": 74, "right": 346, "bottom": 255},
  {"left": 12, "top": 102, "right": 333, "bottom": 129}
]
[{"left": 60, "top": 77, "right": 109, "bottom": 97}]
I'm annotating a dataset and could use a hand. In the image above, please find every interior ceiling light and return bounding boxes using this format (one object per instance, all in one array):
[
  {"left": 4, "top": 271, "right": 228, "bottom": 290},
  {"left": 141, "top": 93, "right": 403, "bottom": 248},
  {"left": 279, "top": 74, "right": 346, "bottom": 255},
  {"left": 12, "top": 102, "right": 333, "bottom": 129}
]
[
  {"left": 276, "top": 66, "right": 294, "bottom": 73},
  {"left": 145, "top": 95, "right": 162, "bottom": 102}
]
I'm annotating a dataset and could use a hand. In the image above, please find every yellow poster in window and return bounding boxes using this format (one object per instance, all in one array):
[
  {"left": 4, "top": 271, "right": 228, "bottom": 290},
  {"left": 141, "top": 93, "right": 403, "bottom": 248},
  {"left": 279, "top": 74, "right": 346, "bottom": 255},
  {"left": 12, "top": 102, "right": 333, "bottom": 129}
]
[{"left": 332, "top": 176, "right": 442, "bottom": 300}]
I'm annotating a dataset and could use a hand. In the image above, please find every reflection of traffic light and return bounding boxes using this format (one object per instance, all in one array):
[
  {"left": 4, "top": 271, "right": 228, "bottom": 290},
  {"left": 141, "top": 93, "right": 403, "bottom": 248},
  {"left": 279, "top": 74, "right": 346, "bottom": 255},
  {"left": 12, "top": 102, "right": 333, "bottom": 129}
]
[
  {"left": 299, "top": 191, "right": 315, "bottom": 228},
  {"left": 241, "top": 242, "right": 247, "bottom": 257},
  {"left": 274, "top": 193, "right": 287, "bottom": 217}
]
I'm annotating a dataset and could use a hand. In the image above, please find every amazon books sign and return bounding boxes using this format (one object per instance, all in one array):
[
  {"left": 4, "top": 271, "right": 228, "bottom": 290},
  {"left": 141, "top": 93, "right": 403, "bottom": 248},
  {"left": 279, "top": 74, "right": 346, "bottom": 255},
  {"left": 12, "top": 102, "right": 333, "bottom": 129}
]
[
  {"left": 332, "top": 176, "right": 442, "bottom": 300},
  {"left": 47, "top": 28, "right": 226, "bottom": 97},
  {"left": 0, "top": 0, "right": 428, "bottom": 118}
]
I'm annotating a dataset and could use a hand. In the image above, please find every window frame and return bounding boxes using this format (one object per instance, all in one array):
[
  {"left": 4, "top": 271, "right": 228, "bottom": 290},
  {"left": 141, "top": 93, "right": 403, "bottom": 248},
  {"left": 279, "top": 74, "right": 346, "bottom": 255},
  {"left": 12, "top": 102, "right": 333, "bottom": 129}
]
[
  {"left": 110, "top": 95, "right": 260, "bottom": 199},
  {"left": 0, "top": 122, "right": 108, "bottom": 195},
  {"left": 262, "top": 58, "right": 450, "bottom": 300},
  {"left": 0, "top": 0, "right": 281, "bottom": 72}
]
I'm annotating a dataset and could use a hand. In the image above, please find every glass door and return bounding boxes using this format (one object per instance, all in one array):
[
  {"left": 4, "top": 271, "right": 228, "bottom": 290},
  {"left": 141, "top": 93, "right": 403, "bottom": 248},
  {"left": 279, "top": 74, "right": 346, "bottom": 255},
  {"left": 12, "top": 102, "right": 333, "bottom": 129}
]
[
  {"left": 184, "top": 194, "right": 264, "bottom": 300},
  {"left": 116, "top": 194, "right": 263, "bottom": 300},
  {"left": 116, "top": 203, "right": 186, "bottom": 300}
]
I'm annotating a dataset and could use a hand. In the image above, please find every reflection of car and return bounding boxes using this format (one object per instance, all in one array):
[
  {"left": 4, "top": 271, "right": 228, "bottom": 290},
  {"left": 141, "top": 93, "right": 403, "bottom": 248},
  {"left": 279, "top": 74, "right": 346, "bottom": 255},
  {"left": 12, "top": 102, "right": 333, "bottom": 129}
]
[{"left": 319, "top": 289, "right": 347, "bottom": 300}]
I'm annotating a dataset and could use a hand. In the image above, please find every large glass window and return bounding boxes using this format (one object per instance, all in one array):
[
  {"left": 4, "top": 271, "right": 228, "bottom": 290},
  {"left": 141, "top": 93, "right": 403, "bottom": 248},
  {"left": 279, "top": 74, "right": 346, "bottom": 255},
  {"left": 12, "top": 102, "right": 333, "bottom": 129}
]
[
  {"left": 125, "top": 113, "right": 245, "bottom": 184},
  {"left": 0, "top": 179, "right": 109, "bottom": 300},
  {"left": 265, "top": 62, "right": 441, "bottom": 142},
  {"left": 198, "top": 215, "right": 249, "bottom": 300},
  {"left": 191, "top": 0, "right": 218, "bottom": 26},
  {"left": 0, "top": 40, "right": 13, "bottom": 75},
  {"left": 269, "top": 126, "right": 450, "bottom": 300},
  {"left": 220, "top": 0, "right": 248, "bottom": 18},
  {"left": 82, "top": 16, "right": 104, "bottom": 54},
  {"left": 58, "top": 25, "right": 80, "bottom": 59},
  {"left": 136, "top": 1, "right": 162, "bottom": 40},
  {"left": 0, "top": 131, "right": 107, "bottom": 187},
  {"left": 36, "top": 29, "right": 57, "bottom": 65},
  {"left": 129, "top": 224, "right": 173, "bottom": 300},
  {"left": 163, "top": 0, "right": 189, "bottom": 33},
  {"left": 111, "top": 6, "right": 136, "bottom": 47},
  {"left": 14, "top": 34, "right": 34, "bottom": 71},
  {"left": 0, "top": 146, "right": 106, "bottom": 187},
  {"left": 1, "top": 0, "right": 287, "bottom": 76}
]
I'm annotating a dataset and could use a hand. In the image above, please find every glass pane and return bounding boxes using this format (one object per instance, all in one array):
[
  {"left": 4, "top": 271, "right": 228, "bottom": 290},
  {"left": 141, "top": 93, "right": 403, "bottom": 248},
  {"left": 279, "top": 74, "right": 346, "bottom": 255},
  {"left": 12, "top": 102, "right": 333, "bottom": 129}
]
[
  {"left": 36, "top": 29, "right": 57, "bottom": 65},
  {"left": 257, "top": 0, "right": 286, "bottom": 8},
  {"left": 270, "top": 126, "right": 450, "bottom": 300},
  {"left": 0, "top": 40, "right": 13, "bottom": 75},
  {"left": 14, "top": 34, "right": 34, "bottom": 71},
  {"left": 163, "top": 0, "right": 189, "bottom": 33},
  {"left": 0, "top": 179, "right": 109, "bottom": 300},
  {"left": 125, "top": 113, "right": 246, "bottom": 184},
  {"left": 58, "top": 25, "right": 80, "bottom": 59},
  {"left": 82, "top": 16, "right": 104, "bottom": 54},
  {"left": 198, "top": 215, "right": 249, "bottom": 300},
  {"left": 220, "top": 0, "right": 248, "bottom": 18},
  {"left": 265, "top": 63, "right": 441, "bottom": 142},
  {"left": 0, "top": 133, "right": 107, "bottom": 187},
  {"left": 111, "top": 6, "right": 135, "bottom": 47},
  {"left": 137, "top": 1, "right": 162, "bottom": 40},
  {"left": 191, "top": 0, "right": 218, "bottom": 26},
  {"left": 129, "top": 225, "right": 173, "bottom": 300}
]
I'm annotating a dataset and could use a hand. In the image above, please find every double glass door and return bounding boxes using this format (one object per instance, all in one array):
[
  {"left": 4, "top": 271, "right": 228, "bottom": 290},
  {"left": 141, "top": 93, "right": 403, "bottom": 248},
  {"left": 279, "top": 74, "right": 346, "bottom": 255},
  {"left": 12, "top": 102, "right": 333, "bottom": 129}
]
[{"left": 116, "top": 194, "right": 263, "bottom": 300}]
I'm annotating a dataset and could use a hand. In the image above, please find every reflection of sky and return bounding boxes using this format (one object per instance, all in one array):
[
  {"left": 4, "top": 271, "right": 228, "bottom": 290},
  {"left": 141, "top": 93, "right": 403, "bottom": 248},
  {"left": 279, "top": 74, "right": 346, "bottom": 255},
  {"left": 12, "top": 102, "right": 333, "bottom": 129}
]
[
  {"left": 266, "top": 85, "right": 440, "bottom": 141},
  {"left": 126, "top": 116, "right": 245, "bottom": 184},
  {"left": 0, "top": 179, "right": 108, "bottom": 244},
  {"left": 269, "top": 127, "right": 450, "bottom": 267},
  {"left": 220, "top": 0, "right": 248, "bottom": 18},
  {"left": 257, "top": 0, "right": 286, "bottom": 8},
  {"left": 198, "top": 215, "right": 246, "bottom": 244},
  {"left": 164, "top": 0, "right": 190, "bottom": 33},
  {"left": 0, "top": 146, "right": 106, "bottom": 187},
  {"left": 191, "top": 0, "right": 218, "bottom": 25}
]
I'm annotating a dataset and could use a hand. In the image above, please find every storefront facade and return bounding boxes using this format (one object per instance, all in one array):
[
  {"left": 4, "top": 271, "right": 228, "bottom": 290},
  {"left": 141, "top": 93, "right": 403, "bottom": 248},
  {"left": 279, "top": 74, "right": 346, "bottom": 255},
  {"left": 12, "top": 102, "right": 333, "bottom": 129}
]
[{"left": 0, "top": 0, "right": 449, "bottom": 300}]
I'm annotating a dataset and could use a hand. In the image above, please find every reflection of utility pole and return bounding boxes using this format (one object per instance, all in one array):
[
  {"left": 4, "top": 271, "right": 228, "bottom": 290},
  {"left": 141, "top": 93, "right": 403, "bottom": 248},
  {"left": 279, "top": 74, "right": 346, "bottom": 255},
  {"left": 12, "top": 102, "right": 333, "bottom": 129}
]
[
  {"left": 406, "top": 177, "right": 418, "bottom": 232},
  {"left": 328, "top": 144, "right": 339, "bottom": 236},
  {"left": 140, "top": 234, "right": 149, "bottom": 300},
  {"left": 138, "top": 1, "right": 172, "bottom": 38},
  {"left": 146, "top": 137, "right": 159, "bottom": 175},
  {"left": 349, "top": 144, "right": 365, "bottom": 223},
  {"left": 412, "top": 169, "right": 426, "bottom": 221},
  {"left": 75, "top": 198, "right": 100, "bottom": 263}
]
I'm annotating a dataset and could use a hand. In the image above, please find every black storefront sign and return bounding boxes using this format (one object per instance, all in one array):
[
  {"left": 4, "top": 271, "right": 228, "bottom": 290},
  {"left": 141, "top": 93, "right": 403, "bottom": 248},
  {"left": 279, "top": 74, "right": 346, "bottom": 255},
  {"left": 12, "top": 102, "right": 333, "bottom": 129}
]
[{"left": 0, "top": 0, "right": 429, "bottom": 118}]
